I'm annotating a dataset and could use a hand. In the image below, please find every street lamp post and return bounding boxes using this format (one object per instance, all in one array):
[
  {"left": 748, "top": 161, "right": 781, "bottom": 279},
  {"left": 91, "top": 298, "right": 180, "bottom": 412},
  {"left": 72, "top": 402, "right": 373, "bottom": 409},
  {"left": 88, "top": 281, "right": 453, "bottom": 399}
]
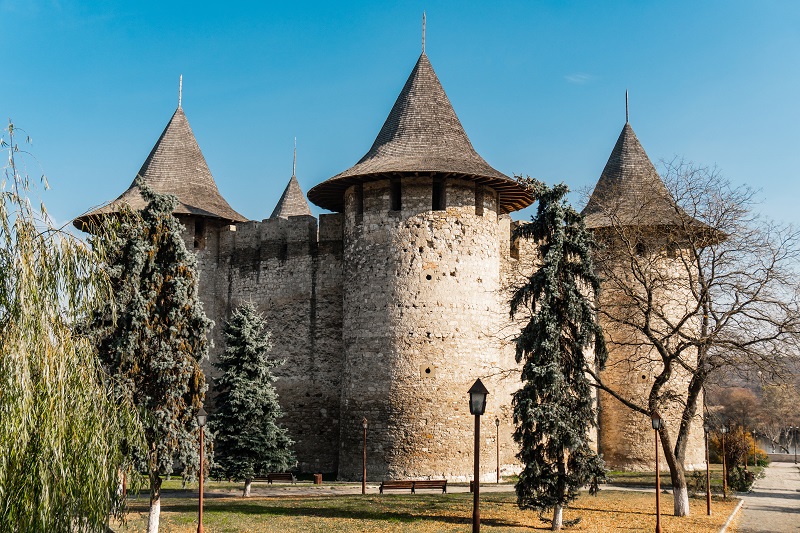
[
  {"left": 495, "top": 418, "right": 500, "bottom": 484},
  {"left": 651, "top": 411, "right": 663, "bottom": 533},
  {"left": 196, "top": 406, "right": 208, "bottom": 533},
  {"left": 468, "top": 379, "right": 489, "bottom": 533},
  {"left": 792, "top": 426, "right": 798, "bottom": 464},
  {"left": 362, "top": 418, "right": 368, "bottom": 495},
  {"left": 703, "top": 423, "right": 711, "bottom": 516},
  {"left": 721, "top": 426, "right": 728, "bottom": 499}
]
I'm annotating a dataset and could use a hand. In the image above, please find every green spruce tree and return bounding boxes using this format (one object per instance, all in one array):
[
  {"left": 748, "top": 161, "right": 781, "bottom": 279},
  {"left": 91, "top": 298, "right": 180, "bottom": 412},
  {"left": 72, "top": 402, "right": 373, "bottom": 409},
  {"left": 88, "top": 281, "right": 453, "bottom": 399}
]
[
  {"left": 511, "top": 177, "right": 607, "bottom": 531},
  {"left": 211, "top": 302, "right": 295, "bottom": 497},
  {"left": 90, "top": 178, "right": 210, "bottom": 533}
]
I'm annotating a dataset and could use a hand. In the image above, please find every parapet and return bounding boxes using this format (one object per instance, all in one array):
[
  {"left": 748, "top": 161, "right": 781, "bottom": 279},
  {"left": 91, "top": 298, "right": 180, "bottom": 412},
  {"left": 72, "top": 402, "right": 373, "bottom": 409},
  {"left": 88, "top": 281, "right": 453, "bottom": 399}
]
[{"left": 218, "top": 213, "right": 343, "bottom": 265}]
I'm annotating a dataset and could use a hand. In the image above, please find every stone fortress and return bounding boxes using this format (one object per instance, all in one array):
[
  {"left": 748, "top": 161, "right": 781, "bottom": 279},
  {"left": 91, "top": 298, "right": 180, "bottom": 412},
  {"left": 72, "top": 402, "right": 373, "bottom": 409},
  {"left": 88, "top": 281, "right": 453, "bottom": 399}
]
[{"left": 77, "top": 46, "right": 704, "bottom": 480}]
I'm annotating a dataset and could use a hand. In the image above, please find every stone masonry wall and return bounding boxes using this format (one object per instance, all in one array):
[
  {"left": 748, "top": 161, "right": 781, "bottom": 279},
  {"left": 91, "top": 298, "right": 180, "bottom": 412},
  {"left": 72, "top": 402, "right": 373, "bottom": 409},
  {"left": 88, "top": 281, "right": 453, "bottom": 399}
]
[
  {"left": 338, "top": 176, "right": 522, "bottom": 481},
  {"left": 596, "top": 245, "right": 705, "bottom": 471},
  {"left": 189, "top": 213, "right": 344, "bottom": 474}
]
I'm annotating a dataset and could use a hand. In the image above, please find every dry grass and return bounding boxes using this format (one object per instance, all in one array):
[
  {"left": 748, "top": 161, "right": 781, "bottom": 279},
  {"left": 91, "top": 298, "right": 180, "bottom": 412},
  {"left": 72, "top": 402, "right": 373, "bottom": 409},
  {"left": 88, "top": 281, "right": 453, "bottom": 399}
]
[{"left": 113, "top": 489, "right": 740, "bottom": 532}]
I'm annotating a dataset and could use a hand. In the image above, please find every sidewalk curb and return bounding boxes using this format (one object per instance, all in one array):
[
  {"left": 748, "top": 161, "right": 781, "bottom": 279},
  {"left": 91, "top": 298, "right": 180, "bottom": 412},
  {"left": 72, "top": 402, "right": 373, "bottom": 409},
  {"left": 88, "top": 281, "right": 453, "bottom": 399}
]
[{"left": 719, "top": 499, "right": 744, "bottom": 533}]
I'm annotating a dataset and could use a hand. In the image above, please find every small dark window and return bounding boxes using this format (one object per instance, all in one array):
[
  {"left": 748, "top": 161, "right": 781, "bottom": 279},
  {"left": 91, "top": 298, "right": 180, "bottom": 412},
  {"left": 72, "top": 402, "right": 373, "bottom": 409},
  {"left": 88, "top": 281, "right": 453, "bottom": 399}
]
[
  {"left": 193, "top": 218, "right": 206, "bottom": 250},
  {"left": 280, "top": 242, "right": 288, "bottom": 261},
  {"left": 635, "top": 242, "right": 647, "bottom": 256},
  {"left": 475, "top": 186, "right": 485, "bottom": 216},
  {"left": 432, "top": 178, "right": 445, "bottom": 211},
  {"left": 390, "top": 179, "right": 402, "bottom": 211},
  {"left": 356, "top": 184, "right": 364, "bottom": 215}
]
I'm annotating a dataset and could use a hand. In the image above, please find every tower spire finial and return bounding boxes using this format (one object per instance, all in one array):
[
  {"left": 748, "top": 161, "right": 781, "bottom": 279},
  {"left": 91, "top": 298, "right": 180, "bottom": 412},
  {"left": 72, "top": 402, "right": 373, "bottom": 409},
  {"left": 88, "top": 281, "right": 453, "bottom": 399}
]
[
  {"left": 625, "top": 89, "right": 629, "bottom": 124},
  {"left": 292, "top": 137, "right": 297, "bottom": 177},
  {"left": 422, "top": 11, "right": 426, "bottom": 54},
  {"left": 179, "top": 74, "right": 183, "bottom": 108}
]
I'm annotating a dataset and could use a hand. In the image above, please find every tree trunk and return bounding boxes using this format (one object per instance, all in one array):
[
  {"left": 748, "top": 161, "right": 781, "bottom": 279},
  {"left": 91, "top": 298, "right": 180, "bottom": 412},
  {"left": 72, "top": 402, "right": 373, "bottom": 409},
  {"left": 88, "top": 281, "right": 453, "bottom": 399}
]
[
  {"left": 243, "top": 478, "right": 252, "bottom": 498},
  {"left": 551, "top": 504, "right": 563, "bottom": 531},
  {"left": 673, "top": 481, "right": 690, "bottom": 517},
  {"left": 147, "top": 474, "right": 161, "bottom": 533},
  {"left": 658, "top": 426, "right": 690, "bottom": 517}
]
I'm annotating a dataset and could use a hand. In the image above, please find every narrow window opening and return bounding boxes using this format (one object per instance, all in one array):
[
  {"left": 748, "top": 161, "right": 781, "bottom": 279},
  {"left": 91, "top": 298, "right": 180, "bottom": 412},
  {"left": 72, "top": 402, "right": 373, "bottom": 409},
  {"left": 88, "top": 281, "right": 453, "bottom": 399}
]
[
  {"left": 390, "top": 179, "right": 402, "bottom": 211},
  {"left": 635, "top": 242, "right": 647, "bottom": 256},
  {"left": 193, "top": 218, "right": 206, "bottom": 250},
  {"left": 280, "top": 242, "right": 288, "bottom": 261},
  {"left": 510, "top": 238, "right": 520, "bottom": 260},
  {"left": 356, "top": 184, "right": 364, "bottom": 215},
  {"left": 475, "top": 186, "right": 485, "bottom": 216},
  {"left": 432, "top": 178, "right": 445, "bottom": 211}
]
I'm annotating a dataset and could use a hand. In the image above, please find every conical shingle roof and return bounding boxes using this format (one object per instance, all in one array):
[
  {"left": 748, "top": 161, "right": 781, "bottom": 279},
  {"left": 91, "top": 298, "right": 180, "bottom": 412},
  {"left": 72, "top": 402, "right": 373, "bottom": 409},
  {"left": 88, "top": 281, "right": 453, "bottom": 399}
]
[
  {"left": 75, "top": 107, "right": 246, "bottom": 229},
  {"left": 270, "top": 174, "right": 312, "bottom": 219},
  {"left": 582, "top": 123, "right": 686, "bottom": 229},
  {"left": 308, "top": 53, "right": 532, "bottom": 213}
]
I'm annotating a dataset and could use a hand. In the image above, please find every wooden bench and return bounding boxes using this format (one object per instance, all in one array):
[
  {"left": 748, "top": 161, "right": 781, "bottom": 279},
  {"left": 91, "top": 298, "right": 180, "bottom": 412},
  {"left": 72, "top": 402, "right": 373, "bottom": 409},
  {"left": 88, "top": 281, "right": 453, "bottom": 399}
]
[
  {"left": 379, "top": 479, "right": 447, "bottom": 494},
  {"left": 257, "top": 473, "right": 296, "bottom": 484}
]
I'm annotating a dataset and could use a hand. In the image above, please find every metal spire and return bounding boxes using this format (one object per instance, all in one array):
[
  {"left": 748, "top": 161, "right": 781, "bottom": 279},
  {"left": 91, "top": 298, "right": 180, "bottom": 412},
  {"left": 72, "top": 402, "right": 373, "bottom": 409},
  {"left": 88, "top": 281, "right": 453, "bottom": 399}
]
[
  {"left": 179, "top": 74, "right": 183, "bottom": 108},
  {"left": 292, "top": 137, "right": 297, "bottom": 177},
  {"left": 625, "top": 90, "right": 629, "bottom": 124},
  {"left": 422, "top": 11, "right": 426, "bottom": 54}
]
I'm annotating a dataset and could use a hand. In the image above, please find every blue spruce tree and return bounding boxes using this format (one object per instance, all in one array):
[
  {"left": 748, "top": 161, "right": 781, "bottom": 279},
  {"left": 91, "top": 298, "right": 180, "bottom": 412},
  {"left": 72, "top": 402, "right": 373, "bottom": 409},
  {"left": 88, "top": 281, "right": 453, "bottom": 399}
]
[
  {"left": 91, "top": 178, "right": 210, "bottom": 533},
  {"left": 511, "top": 178, "right": 607, "bottom": 531},
  {"left": 211, "top": 302, "right": 295, "bottom": 497}
]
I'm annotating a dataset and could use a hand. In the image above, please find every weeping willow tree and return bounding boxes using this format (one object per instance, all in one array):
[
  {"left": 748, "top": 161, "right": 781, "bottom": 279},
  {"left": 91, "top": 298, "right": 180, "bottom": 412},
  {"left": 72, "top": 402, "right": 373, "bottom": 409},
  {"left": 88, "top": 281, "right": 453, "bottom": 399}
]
[{"left": 0, "top": 121, "right": 142, "bottom": 531}]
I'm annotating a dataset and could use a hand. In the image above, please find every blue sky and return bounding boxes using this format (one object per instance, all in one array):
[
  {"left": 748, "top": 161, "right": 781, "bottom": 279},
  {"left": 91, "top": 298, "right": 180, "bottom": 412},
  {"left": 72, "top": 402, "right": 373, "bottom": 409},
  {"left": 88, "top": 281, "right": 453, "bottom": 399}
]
[{"left": 4, "top": 0, "right": 800, "bottom": 226}]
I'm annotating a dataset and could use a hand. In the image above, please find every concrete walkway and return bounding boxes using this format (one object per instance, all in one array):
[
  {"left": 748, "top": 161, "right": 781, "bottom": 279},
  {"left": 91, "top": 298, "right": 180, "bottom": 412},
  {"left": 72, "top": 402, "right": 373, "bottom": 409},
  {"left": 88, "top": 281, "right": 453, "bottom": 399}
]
[{"left": 736, "top": 461, "right": 800, "bottom": 533}]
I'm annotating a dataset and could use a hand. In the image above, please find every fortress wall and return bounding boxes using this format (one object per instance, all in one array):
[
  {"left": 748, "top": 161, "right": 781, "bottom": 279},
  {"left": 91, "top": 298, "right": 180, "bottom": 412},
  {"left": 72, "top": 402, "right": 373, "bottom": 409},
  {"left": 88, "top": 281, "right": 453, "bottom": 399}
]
[
  {"left": 339, "top": 177, "right": 521, "bottom": 481},
  {"left": 597, "top": 246, "right": 705, "bottom": 471},
  {"left": 194, "top": 214, "right": 344, "bottom": 474}
]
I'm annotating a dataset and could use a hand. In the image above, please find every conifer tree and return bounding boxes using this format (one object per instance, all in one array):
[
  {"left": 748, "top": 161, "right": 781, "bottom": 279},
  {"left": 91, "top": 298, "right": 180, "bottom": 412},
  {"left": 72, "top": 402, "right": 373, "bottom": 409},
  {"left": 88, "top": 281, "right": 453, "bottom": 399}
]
[
  {"left": 511, "top": 178, "right": 607, "bottom": 531},
  {"left": 90, "top": 178, "right": 210, "bottom": 533},
  {"left": 211, "top": 302, "right": 295, "bottom": 497}
]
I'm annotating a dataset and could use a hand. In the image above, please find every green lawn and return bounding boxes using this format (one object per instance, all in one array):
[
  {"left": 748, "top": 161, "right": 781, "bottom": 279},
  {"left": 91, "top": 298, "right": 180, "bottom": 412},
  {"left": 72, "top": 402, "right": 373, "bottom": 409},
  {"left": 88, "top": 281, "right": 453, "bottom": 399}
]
[
  {"left": 113, "top": 489, "right": 740, "bottom": 532},
  {"left": 605, "top": 463, "right": 763, "bottom": 493}
]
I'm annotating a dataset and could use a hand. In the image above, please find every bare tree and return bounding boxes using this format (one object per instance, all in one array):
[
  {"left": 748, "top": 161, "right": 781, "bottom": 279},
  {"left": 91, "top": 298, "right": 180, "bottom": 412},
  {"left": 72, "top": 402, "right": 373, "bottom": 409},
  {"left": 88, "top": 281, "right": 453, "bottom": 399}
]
[{"left": 584, "top": 157, "right": 800, "bottom": 516}]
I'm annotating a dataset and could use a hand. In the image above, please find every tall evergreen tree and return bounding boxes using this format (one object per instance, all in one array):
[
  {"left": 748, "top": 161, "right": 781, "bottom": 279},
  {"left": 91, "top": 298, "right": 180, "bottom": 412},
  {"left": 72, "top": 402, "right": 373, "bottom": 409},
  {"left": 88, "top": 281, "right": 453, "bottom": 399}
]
[
  {"left": 511, "top": 177, "right": 607, "bottom": 531},
  {"left": 90, "top": 178, "right": 210, "bottom": 533},
  {"left": 211, "top": 302, "right": 295, "bottom": 497}
]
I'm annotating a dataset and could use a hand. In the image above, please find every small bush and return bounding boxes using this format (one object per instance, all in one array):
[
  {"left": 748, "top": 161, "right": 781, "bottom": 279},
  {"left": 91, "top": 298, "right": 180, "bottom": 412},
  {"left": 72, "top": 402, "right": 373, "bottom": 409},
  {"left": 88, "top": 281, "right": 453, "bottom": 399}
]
[{"left": 726, "top": 466, "right": 755, "bottom": 492}]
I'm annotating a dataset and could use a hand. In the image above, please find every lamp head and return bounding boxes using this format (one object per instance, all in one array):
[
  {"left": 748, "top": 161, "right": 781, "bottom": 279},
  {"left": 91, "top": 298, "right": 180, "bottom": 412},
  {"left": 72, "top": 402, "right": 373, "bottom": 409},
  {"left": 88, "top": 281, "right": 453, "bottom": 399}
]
[
  {"left": 196, "top": 406, "right": 208, "bottom": 428},
  {"left": 362, "top": 417, "right": 368, "bottom": 430},
  {"left": 468, "top": 379, "right": 489, "bottom": 416},
  {"left": 495, "top": 418, "right": 500, "bottom": 427},
  {"left": 721, "top": 426, "right": 728, "bottom": 434},
  {"left": 651, "top": 411, "right": 663, "bottom": 430}
]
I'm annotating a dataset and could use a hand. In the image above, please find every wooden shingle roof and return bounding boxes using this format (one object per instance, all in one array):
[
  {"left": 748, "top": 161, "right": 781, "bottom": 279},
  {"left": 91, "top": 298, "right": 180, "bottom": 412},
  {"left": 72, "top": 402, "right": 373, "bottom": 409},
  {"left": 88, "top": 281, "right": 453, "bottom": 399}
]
[
  {"left": 270, "top": 174, "right": 312, "bottom": 219},
  {"left": 308, "top": 53, "right": 532, "bottom": 213},
  {"left": 582, "top": 123, "right": 687, "bottom": 229},
  {"left": 75, "top": 107, "right": 246, "bottom": 230}
]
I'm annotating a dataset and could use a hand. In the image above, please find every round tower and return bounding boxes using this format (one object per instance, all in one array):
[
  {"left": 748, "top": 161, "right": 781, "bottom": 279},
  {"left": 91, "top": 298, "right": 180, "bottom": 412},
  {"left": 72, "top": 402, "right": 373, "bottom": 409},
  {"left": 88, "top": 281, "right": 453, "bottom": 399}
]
[
  {"left": 582, "top": 121, "right": 705, "bottom": 471},
  {"left": 309, "top": 52, "right": 532, "bottom": 480}
]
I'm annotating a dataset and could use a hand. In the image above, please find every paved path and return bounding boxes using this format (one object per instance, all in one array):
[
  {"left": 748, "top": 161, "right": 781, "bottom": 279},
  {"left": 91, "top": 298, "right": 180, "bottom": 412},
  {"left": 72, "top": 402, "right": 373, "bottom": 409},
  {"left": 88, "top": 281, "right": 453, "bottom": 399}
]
[{"left": 736, "top": 461, "right": 800, "bottom": 533}]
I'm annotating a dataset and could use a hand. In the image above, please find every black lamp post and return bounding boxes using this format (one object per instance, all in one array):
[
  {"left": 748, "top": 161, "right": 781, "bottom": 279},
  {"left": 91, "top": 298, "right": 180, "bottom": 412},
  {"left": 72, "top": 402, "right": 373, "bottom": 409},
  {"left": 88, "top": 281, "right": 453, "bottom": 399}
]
[
  {"left": 495, "top": 418, "right": 500, "bottom": 484},
  {"left": 703, "top": 423, "right": 711, "bottom": 516},
  {"left": 362, "top": 418, "right": 368, "bottom": 495},
  {"left": 196, "top": 406, "right": 208, "bottom": 533},
  {"left": 651, "top": 411, "right": 663, "bottom": 533},
  {"left": 720, "top": 426, "right": 728, "bottom": 499},
  {"left": 791, "top": 426, "right": 798, "bottom": 464},
  {"left": 468, "top": 379, "right": 489, "bottom": 533}
]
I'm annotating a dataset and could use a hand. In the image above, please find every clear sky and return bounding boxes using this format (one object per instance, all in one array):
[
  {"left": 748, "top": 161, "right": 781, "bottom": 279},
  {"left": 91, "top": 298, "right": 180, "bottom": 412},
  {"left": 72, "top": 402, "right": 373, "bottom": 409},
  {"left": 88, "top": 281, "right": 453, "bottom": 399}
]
[{"left": 4, "top": 0, "right": 800, "bottom": 227}]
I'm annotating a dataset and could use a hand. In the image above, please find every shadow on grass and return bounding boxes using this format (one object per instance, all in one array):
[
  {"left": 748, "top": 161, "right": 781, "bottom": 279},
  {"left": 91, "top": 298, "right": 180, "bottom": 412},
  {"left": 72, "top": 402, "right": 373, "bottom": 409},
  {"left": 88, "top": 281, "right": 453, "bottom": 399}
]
[{"left": 128, "top": 495, "right": 539, "bottom": 529}]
